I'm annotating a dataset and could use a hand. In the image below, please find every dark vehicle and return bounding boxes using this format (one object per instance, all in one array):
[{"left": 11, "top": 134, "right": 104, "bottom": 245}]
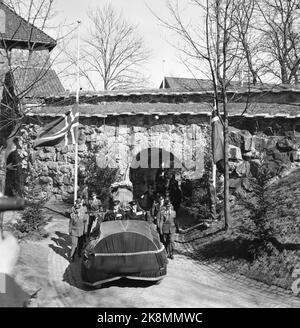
[{"left": 81, "top": 220, "right": 167, "bottom": 287}]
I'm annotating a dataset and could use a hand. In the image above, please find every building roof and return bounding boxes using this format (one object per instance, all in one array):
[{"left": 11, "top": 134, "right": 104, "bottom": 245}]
[
  {"left": 159, "top": 77, "right": 215, "bottom": 90},
  {"left": 0, "top": 1, "right": 56, "bottom": 50},
  {"left": 159, "top": 76, "right": 277, "bottom": 91},
  {"left": 35, "top": 83, "right": 300, "bottom": 103},
  {"left": 11, "top": 67, "right": 65, "bottom": 98},
  {"left": 26, "top": 101, "right": 300, "bottom": 119},
  {"left": 159, "top": 76, "right": 245, "bottom": 91},
  {"left": 21, "top": 83, "right": 300, "bottom": 119}
]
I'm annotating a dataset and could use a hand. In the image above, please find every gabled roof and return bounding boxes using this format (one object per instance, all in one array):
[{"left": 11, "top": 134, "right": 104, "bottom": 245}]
[
  {"left": 0, "top": 1, "right": 56, "bottom": 50},
  {"left": 10, "top": 67, "right": 65, "bottom": 98},
  {"left": 160, "top": 77, "right": 216, "bottom": 91},
  {"left": 159, "top": 76, "right": 275, "bottom": 91}
]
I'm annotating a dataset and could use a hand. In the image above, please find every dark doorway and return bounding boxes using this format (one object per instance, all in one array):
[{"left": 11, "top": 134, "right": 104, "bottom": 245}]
[{"left": 129, "top": 148, "right": 182, "bottom": 210}]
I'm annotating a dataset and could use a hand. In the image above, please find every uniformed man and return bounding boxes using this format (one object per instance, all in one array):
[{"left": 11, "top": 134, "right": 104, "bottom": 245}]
[
  {"left": 103, "top": 200, "right": 125, "bottom": 221},
  {"left": 158, "top": 198, "right": 177, "bottom": 259},
  {"left": 87, "top": 192, "right": 102, "bottom": 237},
  {"left": 69, "top": 198, "right": 88, "bottom": 262},
  {"left": 126, "top": 200, "right": 148, "bottom": 221},
  {"left": 151, "top": 194, "right": 164, "bottom": 225}
]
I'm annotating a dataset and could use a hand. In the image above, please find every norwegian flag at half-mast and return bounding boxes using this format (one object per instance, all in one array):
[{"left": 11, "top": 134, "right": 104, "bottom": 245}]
[
  {"left": 33, "top": 106, "right": 79, "bottom": 148},
  {"left": 211, "top": 110, "right": 224, "bottom": 171}
]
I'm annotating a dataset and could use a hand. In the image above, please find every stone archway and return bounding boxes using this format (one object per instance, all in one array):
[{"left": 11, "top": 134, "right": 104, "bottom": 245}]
[{"left": 129, "top": 147, "right": 183, "bottom": 210}]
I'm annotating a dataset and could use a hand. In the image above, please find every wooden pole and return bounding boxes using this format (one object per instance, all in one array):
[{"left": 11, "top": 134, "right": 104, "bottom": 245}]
[
  {"left": 223, "top": 93, "right": 230, "bottom": 230},
  {"left": 74, "top": 21, "right": 81, "bottom": 204},
  {"left": 212, "top": 100, "right": 217, "bottom": 188}
]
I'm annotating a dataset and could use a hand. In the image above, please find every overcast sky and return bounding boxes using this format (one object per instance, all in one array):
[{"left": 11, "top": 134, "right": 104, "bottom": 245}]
[{"left": 51, "top": 0, "right": 201, "bottom": 90}]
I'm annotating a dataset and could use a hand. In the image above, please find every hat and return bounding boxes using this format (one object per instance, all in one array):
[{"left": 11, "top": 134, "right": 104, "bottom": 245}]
[
  {"left": 112, "top": 200, "right": 120, "bottom": 205},
  {"left": 129, "top": 200, "right": 137, "bottom": 206}
]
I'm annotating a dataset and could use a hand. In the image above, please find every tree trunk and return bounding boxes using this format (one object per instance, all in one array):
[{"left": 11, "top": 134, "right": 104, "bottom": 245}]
[
  {"left": 0, "top": 148, "right": 8, "bottom": 235},
  {"left": 223, "top": 93, "right": 230, "bottom": 230}
]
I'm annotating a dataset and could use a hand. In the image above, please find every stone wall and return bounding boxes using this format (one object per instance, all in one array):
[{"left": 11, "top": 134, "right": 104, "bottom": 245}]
[
  {"left": 227, "top": 127, "right": 300, "bottom": 198},
  {"left": 11, "top": 115, "right": 210, "bottom": 201},
  {"left": 8, "top": 112, "right": 300, "bottom": 204}
]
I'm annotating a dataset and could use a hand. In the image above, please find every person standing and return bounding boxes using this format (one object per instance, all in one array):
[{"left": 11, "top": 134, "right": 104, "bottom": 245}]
[
  {"left": 69, "top": 198, "right": 88, "bottom": 262},
  {"left": 158, "top": 198, "right": 177, "bottom": 259},
  {"left": 151, "top": 194, "right": 164, "bottom": 225},
  {"left": 80, "top": 182, "right": 89, "bottom": 206},
  {"left": 87, "top": 192, "right": 102, "bottom": 237}
]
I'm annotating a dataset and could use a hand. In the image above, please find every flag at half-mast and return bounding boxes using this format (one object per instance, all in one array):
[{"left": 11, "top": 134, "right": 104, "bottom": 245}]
[
  {"left": 211, "top": 110, "right": 224, "bottom": 170},
  {"left": 33, "top": 106, "right": 79, "bottom": 148}
]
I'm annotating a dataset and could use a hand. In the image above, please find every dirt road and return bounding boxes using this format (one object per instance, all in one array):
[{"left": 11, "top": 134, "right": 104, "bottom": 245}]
[{"left": 14, "top": 206, "right": 300, "bottom": 308}]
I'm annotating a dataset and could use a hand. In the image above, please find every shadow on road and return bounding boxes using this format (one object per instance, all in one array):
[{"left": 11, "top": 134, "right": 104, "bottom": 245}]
[{"left": 49, "top": 231, "right": 71, "bottom": 261}]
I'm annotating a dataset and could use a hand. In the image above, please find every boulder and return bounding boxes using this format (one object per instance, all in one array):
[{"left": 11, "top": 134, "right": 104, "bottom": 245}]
[
  {"left": 229, "top": 127, "right": 253, "bottom": 152},
  {"left": 78, "top": 144, "right": 87, "bottom": 152},
  {"left": 44, "top": 146, "right": 55, "bottom": 153},
  {"left": 56, "top": 153, "right": 67, "bottom": 162},
  {"left": 235, "top": 161, "right": 251, "bottom": 177},
  {"left": 249, "top": 159, "right": 261, "bottom": 177},
  {"left": 228, "top": 145, "right": 243, "bottom": 161},
  {"left": 272, "top": 149, "right": 291, "bottom": 164},
  {"left": 47, "top": 162, "right": 58, "bottom": 171},
  {"left": 263, "top": 161, "right": 281, "bottom": 178},
  {"left": 229, "top": 178, "right": 241, "bottom": 190},
  {"left": 59, "top": 165, "right": 71, "bottom": 173},
  {"left": 252, "top": 135, "right": 278, "bottom": 152},
  {"left": 242, "top": 149, "right": 260, "bottom": 160},
  {"left": 63, "top": 176, "right": 71, "bottom": 185},
  {"left": 241, "top": 178, "right": 253, "bottom": 192},
  {"left": 39, "top": 176, "right": 53, "bottom": 184},
  {"left": 60, "top": 146, "right": 69, "bottom": 154},
  {"left": 276, "top": 137, "right": 297, "bottom": 152},
  {"left": 291, "top": 150, "right": 300, "bottom": 162},
  {"left": 36, "top": 151, "right": 55, "bottom": 161}
]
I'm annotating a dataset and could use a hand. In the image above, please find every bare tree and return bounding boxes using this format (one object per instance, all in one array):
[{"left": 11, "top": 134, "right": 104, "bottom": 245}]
[
  {"left": 256, "top": 0, "right": 300, "bottom": 84},
  {"left": 233, "top": 0, "right": 264, "bottom": 85},
  {"left": 151, "top": 0, "right": 251, "bottom": 229},
  {"left": 83, "top": 3, "right": 151, "bottom": 90},
  {"left": 0, "top": 0, "right": 61, "bottom": 204}
]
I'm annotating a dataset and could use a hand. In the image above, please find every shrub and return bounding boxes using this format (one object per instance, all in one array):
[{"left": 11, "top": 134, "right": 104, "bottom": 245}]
[
  {"left": 10, "top": 200, "right": 50, "bottom": 241},
  {"left": 236, "top": 157, "right": 275, "bottom": 258},
  {"left": 8, "top": 181, "right": 51, "bottom": 241}
]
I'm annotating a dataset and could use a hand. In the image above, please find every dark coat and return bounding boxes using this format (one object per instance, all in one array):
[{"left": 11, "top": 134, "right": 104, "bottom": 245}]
[
  {"left": 69, "top": 206, "right": 88, "bottom": 237},
  {"left": 158, "top": 207, "right": 177, "bottom": 234}
]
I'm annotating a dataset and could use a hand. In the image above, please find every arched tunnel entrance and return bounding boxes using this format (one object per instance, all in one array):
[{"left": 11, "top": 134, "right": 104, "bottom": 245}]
[{"left": 129, "top": 148, "right": 184, "bottom": 211}]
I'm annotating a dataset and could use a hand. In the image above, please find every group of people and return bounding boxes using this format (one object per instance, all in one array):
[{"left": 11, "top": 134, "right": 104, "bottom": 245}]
[
  {"left": 68, "top": 189, "right": 179, "bottom": 261},
  {"left": 151, "top": 194, "right": 178, "bottom": 260},
  {"left": 68, "top": 191, "right": 103, "bottom": 262}
]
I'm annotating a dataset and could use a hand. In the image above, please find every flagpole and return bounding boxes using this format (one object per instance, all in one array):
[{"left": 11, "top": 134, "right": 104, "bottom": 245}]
[
  {"left": 212, "top": 100, "right": 217, "bottom": 189},
  {"left": 74, "top": 20, "right": 81, "bottom": 204}
]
